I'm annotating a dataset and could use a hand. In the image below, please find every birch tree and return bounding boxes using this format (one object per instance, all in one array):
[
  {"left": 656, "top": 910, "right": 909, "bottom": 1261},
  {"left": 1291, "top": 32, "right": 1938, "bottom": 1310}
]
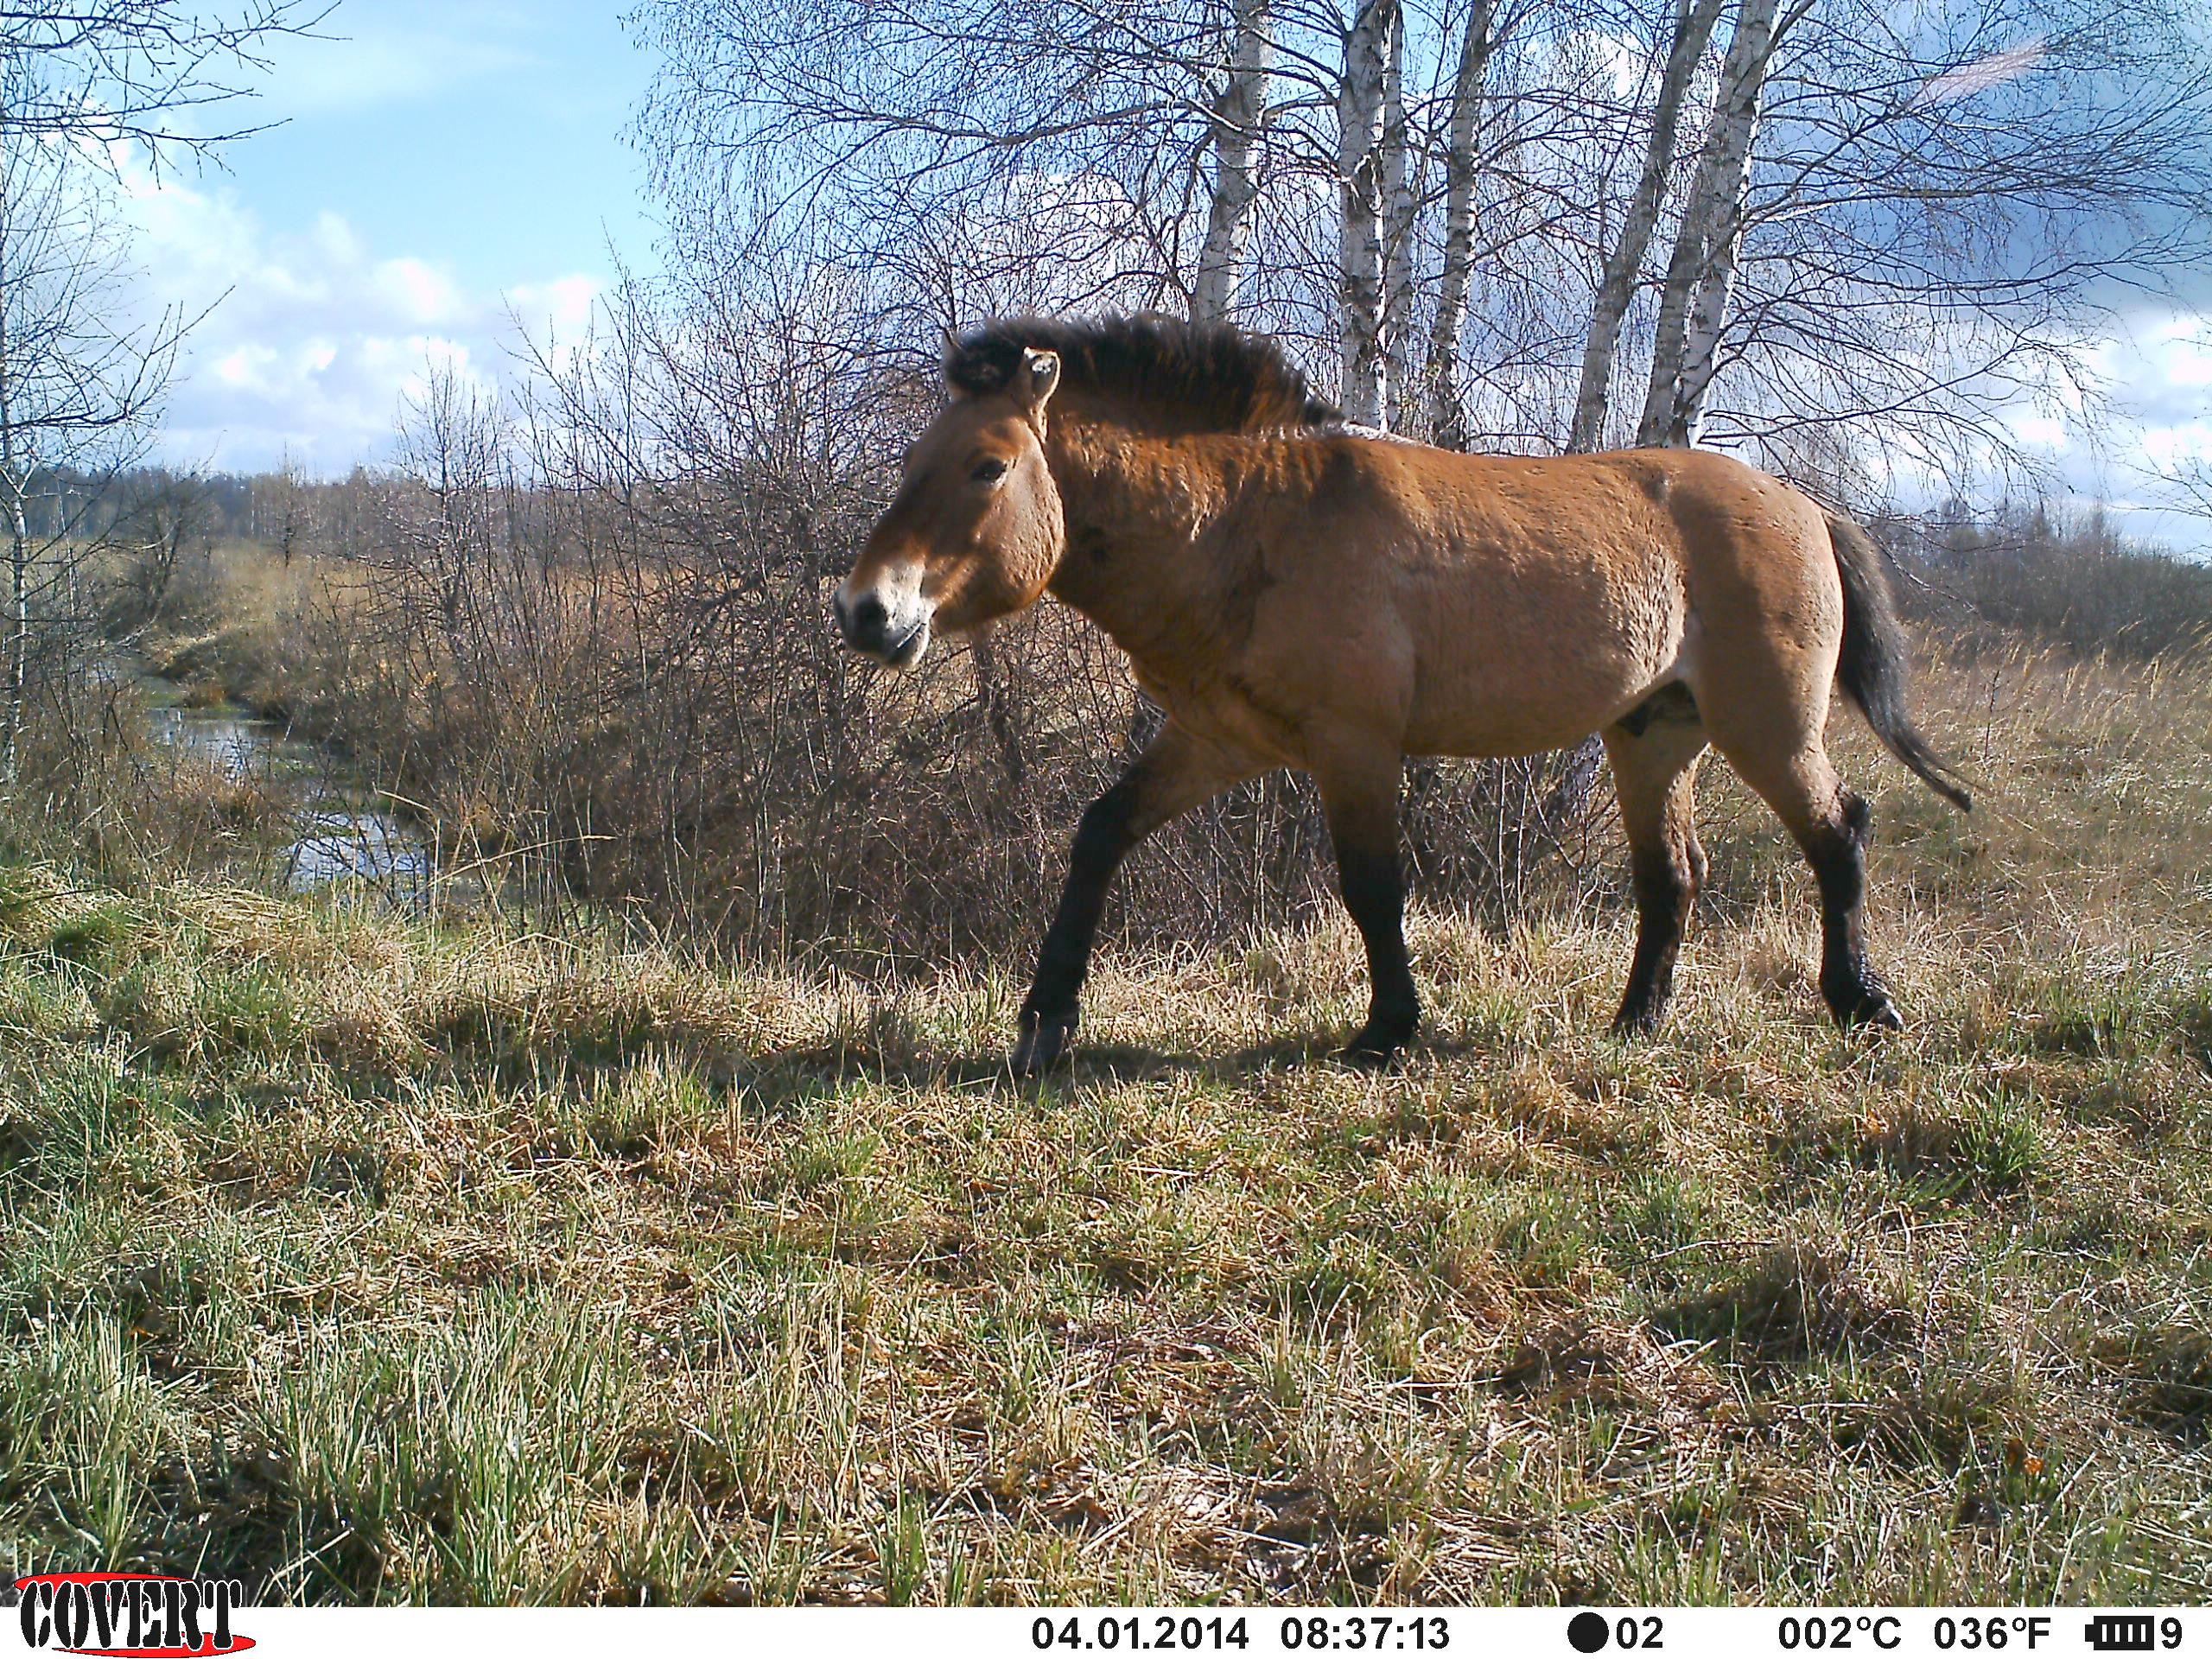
[
  {"left": 1614, "top": 0, "right": 2212, "bottom": 472},
  {"left": 1422, "top": 0, "right": 1495, "bottom": 448},
  {"left": 1192, "top": 0, "right": 1273, "bottom": 324},
  {"left": 1336, "top": 0, "right": 1398, "bottom": 425},
  {"left": 631, "top": 0, "right": 2212, "bottom": 486},
  {"left": 1565, "top": 0, "right": 1726, "bottom": 452},
  {"left": 1637, "top": 0, "right": 1786, "bottom": 447},
  {"left": 1379, "top": 10, "right": 1418, "bottom": 429}
]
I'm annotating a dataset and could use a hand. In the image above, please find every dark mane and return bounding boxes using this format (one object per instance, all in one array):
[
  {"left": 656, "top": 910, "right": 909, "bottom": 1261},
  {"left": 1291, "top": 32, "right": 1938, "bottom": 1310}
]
[{"left": 946, "top": 315, "right": 1340, "bottom": 436}]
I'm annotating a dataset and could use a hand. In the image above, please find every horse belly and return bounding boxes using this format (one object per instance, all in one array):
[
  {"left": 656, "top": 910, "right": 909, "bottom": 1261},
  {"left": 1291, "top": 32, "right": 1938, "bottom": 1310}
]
[
  {"left": 1402, "top": 681, "right": 1637, "bottom": 759},
  {"left": 1398, "top": 558, "right": 1686, "bottom": 759}
]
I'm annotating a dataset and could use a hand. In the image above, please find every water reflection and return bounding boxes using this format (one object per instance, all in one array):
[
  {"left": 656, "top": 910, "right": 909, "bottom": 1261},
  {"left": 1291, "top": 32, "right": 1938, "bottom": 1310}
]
[
  {"left": 149, "top": 700, "right": 435, "bottom": 899},
  {"left": 149, "top": 707, "right": 270, "bottom": 779},
  {"left": 288, "top": 810, "right": 430, "bottom": 890}
]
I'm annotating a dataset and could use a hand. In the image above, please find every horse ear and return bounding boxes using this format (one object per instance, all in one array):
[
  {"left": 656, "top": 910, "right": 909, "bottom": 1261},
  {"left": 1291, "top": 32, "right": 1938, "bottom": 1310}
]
[{"left": 1020, "top": 348, "right": 1061, "bottom": 412}]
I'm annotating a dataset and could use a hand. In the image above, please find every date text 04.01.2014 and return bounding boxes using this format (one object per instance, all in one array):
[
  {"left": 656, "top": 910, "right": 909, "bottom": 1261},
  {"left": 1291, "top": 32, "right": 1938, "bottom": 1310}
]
[{"left": 1031, "top": 1615, "right": 1453, "bottom": 1653}]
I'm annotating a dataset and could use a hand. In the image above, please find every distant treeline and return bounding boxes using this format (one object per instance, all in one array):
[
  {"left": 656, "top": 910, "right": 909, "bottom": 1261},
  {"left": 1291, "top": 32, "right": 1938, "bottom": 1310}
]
[
  {"left": 96, "top": 459, "right": 2212, "bottom": 667},
  {"left": 29, "top": 442, "right": 2204, "bottom": 960},
  {"left": 19, "top": 463, "right": 380, "bottom": 545},
  {"left": 1897, "top": 502, "right": 2212, "bottom": 663}
]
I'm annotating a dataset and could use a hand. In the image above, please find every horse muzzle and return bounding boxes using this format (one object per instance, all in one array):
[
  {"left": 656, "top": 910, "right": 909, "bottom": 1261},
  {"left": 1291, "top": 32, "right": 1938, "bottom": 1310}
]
[{"left": 833, "top": 581, "right": 933, "bottom": 671}]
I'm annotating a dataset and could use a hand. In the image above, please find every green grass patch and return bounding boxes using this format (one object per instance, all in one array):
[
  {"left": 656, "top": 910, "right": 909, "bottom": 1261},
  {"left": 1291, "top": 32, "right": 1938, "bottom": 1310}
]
[{"left": 3, "top": 631, "right": 2212, "bottom": 1600}]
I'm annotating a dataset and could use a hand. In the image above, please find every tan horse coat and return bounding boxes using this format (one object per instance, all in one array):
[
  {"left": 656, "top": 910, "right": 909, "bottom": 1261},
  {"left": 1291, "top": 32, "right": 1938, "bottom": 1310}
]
[{"left": 835, "top": 317, "right": 1967, "bottom": 1069}]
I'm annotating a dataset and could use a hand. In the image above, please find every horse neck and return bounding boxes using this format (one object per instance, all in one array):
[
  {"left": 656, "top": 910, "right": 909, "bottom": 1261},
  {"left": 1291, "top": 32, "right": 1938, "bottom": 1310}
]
[{"left": 1042, "top": 421, "right": 1240, "bottom": 662}]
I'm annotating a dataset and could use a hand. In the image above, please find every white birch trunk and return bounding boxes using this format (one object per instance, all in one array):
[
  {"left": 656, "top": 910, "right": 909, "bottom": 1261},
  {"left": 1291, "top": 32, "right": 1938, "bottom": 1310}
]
[
  {"left": 0, "top": 163, "right": 21, "bottom": 790},
  {"left": 1192, "top": 0, "right": 1271, "bottom": 326},
  {"left": 1337, "top": 0, "right": 1396, "bottom": 427},
  {"left": 1380, "top": 14, "right": 1417, "bottom": 431},
  {"left": 1566, "top": 0, "right": 1727, "bottom": 453},
  {"left": 1669, "top": 200, "right": 1752, "bottom": 444},
  {"left": 5, "top": 461, "right": 28, "bottom": 788},
  {"left": 1425, "top": 0, "right": 1495, "bottom": 448},
  {"left": 1637, "top": 0, "right": 1782, "bottom": 448}
]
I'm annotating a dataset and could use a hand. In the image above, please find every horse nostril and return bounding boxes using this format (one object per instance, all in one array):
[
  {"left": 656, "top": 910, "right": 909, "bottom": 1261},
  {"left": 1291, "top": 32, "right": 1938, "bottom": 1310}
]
[{"left": 842, "top": 594, "right": 889, "bottom": 650}]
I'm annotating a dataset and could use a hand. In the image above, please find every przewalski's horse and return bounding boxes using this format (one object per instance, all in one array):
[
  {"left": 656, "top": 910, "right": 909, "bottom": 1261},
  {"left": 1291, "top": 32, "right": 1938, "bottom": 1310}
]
[{"left": 834, "top": 316, "right": 1971, "bottom": 1071}]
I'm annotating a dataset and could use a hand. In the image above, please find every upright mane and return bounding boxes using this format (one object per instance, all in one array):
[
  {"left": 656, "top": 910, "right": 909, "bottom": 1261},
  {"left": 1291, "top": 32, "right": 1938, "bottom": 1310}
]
[{"left": 946, "top": 315, "right": 1340, "bottom": 437}]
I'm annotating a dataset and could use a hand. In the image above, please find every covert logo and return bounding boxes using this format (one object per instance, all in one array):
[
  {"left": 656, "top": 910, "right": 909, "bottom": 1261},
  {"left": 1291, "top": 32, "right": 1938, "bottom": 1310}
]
[{"left": 13, "top": 1574, "right": 251, "bottom": 1657}]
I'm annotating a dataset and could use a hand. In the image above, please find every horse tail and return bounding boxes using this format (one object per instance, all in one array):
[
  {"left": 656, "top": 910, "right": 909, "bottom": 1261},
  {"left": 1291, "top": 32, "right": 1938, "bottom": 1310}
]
[{"left": 1825, "top": 510, "right": 1973, "bottom": 812}]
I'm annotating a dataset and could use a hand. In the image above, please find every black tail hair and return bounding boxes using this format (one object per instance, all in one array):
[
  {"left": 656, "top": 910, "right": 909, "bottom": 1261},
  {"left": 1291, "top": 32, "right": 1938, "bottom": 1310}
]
[{"left": 1826, "top": 511, "right": 1973, "bottom": 812}]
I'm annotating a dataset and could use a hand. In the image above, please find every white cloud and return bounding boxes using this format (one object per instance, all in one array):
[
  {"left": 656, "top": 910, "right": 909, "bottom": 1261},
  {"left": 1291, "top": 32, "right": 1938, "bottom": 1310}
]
[
  {"left": 118, "top": 168, "right": 601, "bottom": 474},
  {"left": 2156, "top": 324, "right": 2212, "bottom": 391},
  {"left": 373, "top": 257, "right": 466, "bottom": 326},
  {"left": 2004, "top": 411, "right": 2069, "bottom": 450},
  {"left": 1984, "top": 309, "right": 2212, "bottom": 549},
  {"left": 507, "top": 274, "right": 601, "bottom": 336}
]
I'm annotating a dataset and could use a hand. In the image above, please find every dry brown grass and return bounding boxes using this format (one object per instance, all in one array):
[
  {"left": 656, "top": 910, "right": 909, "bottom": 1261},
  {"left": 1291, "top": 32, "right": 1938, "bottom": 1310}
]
[
  {"left": 0, "top": 620, "right": 2208, "bottom": 1604},
  {"left": 126, "top": 541, "right": 374, "bottom": 722}
]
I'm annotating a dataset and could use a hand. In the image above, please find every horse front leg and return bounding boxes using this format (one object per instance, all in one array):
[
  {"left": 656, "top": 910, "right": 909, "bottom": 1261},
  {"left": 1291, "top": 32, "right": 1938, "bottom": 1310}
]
[
  {"left": 1311, "top": 747, "right": 1419, "bottom": 1066},
  {"left": 1014, "top": 720, "right": 1259, "bottom": 1075}
]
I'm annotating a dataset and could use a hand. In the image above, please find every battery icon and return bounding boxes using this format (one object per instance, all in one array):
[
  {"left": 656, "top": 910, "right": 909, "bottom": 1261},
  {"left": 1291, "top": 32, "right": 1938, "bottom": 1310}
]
[{"left": 2086, "top": 1617, "right": 2157, "bottom": 1652}]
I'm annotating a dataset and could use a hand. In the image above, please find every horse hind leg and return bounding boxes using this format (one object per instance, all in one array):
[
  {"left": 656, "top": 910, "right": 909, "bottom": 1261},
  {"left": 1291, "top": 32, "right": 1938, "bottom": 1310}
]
[
  {"left": 1603, "top": 703, "right": 1709, "bottom": 1037},
  {"left": 1795, "top": 784, "right": 1902, "bottom": 1029},
  {"left": 1709, "top": 732, "right": 1902, "bottom": 1031}
]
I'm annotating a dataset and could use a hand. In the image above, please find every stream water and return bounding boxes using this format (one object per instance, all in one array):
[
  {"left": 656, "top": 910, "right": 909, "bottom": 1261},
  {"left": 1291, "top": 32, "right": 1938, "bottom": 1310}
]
[{"left": 145, "top": 695, "right": 436, "bottom": 899}]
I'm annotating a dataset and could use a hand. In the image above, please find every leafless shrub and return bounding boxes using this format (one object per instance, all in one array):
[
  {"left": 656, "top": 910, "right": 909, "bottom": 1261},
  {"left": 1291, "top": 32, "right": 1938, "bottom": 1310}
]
[{"left": 208, "top": 273, "right": 1613, "bottom": 963}]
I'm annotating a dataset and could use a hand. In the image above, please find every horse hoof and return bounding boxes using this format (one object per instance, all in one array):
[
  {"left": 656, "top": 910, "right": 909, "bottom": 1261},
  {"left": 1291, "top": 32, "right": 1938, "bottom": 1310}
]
[
  {"left": 1610, "top": 1004, "right": 1665, "bottom": 1040},
  {"left": 1849, "top": 997, "right": 1904, "bottom": 1033},
  {"left": 1830, "top": 988, "right": 1903, "bottom": 1033},
  {"left": 1336, "top": 1024, "right": 1412, "bottom": 1070},
  {"left": 1012, "top": 1008, "right": 1077, "bottom": 1077}
]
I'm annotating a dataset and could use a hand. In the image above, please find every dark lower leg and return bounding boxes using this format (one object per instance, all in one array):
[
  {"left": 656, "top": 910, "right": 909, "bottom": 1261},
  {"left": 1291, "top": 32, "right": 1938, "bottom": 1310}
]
[
  {"left": 1603, "top": 725, "right": 1707, "bottom": 1039},
  {"left": 1613, "top": 842, "right": 1695, "bottom": 1036},
  {"left": 1335, "top": 842, "right": 1420, "bottom": 1064},
  {"left": 1014, "top": 774, "right": 1143, "bottom": 1071},
  {"left": 1014, "top": 726, "right": 1257, "bottom": 1074},
  {"left": 1800, "top": 791, "right": 1899, "bottom": 1028}
]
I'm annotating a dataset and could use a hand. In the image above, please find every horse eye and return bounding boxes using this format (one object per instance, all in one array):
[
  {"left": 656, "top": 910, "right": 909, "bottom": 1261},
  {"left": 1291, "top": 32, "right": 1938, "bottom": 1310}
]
[{"left": 970, "top": 458, "right": 1008, "bottom": 484}]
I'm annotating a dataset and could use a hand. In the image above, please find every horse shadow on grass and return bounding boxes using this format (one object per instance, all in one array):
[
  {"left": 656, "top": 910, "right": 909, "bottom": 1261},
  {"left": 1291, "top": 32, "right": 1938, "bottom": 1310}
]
[{"left": 721, "top": 1025, "right": 1499, "bottom": 1110}]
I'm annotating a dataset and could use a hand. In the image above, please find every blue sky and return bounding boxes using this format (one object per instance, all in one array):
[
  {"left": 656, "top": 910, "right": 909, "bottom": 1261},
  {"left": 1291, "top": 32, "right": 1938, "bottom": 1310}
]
[
  {"left": 232, "top": 2, "right": 657, "bottom": 291},
  {"left": 134, "top": 0, "right": 658, "bottom": 471},
  {"left": 124, "top": 2, "right": 2208, "bottom": 550}
]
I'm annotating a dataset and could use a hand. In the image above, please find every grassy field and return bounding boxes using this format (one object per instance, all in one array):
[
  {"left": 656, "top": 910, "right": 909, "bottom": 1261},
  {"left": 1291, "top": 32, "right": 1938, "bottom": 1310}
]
[{"left": 2, "top": 626, "right": 2209, "bottom": 1605}]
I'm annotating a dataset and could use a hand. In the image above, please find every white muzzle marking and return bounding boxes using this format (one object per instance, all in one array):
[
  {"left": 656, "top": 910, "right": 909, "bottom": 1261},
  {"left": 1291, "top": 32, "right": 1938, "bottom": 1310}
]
[{"left": 835, "top": 560, "right": 936, "bottom": 671}]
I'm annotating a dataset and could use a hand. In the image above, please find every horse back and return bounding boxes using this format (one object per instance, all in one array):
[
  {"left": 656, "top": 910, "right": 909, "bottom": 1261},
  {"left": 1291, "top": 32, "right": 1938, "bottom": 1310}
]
[{"left": 1249, "top": 439, "right": 1837, "bottom": 759}]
